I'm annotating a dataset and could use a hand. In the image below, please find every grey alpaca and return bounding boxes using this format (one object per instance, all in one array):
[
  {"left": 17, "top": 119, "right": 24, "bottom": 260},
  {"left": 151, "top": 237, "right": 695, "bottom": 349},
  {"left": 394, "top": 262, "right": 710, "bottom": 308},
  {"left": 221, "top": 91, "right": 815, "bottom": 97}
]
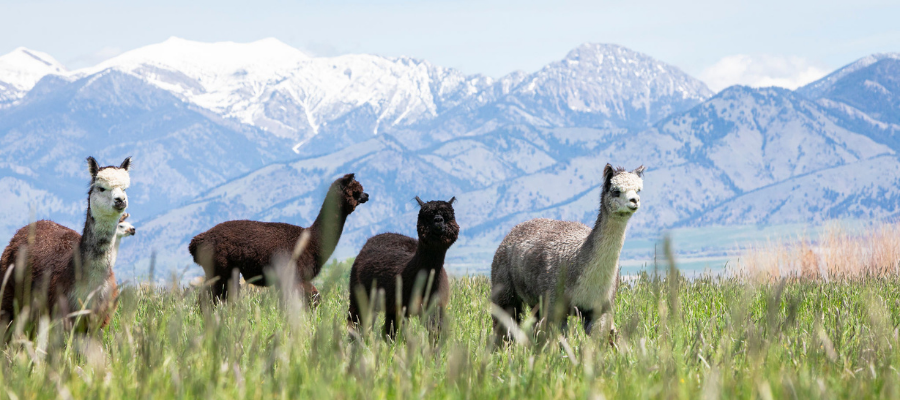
[{"left": 490, "top": 163, "right": 644, "bottom": 341}]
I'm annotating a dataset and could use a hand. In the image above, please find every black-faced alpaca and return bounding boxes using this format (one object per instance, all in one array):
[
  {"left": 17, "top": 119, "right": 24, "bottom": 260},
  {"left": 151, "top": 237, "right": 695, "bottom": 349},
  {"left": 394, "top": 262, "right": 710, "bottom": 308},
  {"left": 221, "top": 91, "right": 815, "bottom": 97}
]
[
  {"left": 189, "top": 174, "right": 368, "bottom": 303},
  {"left": 491, "top": 164, "right": 644, "bottom": 343},
  {"left": 348, "top": 197, "right": 459, "bottom": 338},
  {"left": 0, "top": 157, "right": 132, "bottom": 331}
]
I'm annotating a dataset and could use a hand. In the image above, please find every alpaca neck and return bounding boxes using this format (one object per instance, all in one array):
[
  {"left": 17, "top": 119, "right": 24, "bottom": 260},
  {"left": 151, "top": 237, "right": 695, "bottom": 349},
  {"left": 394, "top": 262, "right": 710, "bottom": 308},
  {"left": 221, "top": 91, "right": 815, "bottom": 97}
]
[
  {"left": 112, "top": 235, "right": 125, "bottom": 265},
  {"left": 79, "top": 209, "right": 119, "bottom": 272},
  {"left": 402, "top": 242, "right": 449, "bottom": 292},
  {"left": 308, "top": 197, "right": 348, "bottom": 267},
  {"left": 409, "top": 242, "right": 449, "bottom": 272},
  {"left": 71, "top": 207, "right": 119, "bottom": 307},
  {"left": 570, "top": 209, "right": 631, "bottom": 308}
]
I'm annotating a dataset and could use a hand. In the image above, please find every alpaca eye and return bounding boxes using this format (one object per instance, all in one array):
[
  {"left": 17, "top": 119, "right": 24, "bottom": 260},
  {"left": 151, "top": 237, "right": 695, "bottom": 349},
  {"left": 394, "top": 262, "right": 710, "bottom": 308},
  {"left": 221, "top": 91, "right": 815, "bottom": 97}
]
[
  {"left": 611, "top": 190, "right": 621, "bottom": 197},
  {"left": 97, "top": 187, "right": 106, "bottom": 193}
]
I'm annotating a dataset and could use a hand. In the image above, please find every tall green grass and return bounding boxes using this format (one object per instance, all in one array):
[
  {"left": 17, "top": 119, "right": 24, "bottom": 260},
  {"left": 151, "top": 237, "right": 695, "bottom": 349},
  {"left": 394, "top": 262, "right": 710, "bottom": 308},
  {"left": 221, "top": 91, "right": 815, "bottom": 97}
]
[{"left": 3, "top": 259, "right": 900, "bottom": 399}]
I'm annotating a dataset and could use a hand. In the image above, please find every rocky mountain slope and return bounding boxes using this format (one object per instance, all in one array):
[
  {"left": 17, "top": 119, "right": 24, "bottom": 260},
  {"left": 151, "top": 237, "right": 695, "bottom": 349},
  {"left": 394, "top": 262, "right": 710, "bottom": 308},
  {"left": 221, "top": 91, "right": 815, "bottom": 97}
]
[{"left": 0, "top": 39, "right": 897, "bottom": 278}]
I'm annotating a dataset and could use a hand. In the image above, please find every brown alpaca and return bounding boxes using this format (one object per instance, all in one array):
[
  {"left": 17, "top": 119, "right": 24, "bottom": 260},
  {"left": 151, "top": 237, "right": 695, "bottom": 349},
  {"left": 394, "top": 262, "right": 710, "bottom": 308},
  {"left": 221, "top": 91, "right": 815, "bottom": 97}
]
[
  {"left": 348, "top": 197, "right": 458, "bottom": 338},
  {"left": 189, "top": 173, "right": 368, "bottom": 303},
  {"left": 0, "top": 157, "right": 132, "bottom": 332}
]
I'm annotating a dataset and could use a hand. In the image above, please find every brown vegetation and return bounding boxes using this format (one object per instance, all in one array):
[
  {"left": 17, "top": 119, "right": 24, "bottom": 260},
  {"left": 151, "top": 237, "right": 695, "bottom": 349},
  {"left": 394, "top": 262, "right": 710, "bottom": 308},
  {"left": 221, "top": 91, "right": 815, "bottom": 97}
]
[{"left": 736, "top": 221, "right": 900, "bottom": 281}]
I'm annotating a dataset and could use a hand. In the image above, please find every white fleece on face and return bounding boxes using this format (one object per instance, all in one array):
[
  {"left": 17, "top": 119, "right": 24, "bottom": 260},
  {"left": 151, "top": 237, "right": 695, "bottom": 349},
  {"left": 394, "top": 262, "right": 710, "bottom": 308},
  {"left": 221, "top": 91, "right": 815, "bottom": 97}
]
[
  {"left": 610, "top": 173, "right": 643, "bottom": 193},
  {"left": 117, "top": 221, "right": 135, "bottom": 238},
  {"left": 606, "top": 172, "right": 644, "bottom": 215},
  {"left": 96, "top": 168, "right": 131, "bottom": 189}
]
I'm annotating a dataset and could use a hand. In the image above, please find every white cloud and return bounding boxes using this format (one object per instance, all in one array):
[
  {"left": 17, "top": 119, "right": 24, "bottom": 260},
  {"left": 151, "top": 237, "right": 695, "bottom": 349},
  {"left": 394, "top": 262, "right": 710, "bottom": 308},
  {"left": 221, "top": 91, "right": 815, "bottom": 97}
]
[
  {"left": 700, "top": 54, "right": 830, "bottom": 92},
  {"left": 67, "top": 46, "right": 122, "bottom": 69}
]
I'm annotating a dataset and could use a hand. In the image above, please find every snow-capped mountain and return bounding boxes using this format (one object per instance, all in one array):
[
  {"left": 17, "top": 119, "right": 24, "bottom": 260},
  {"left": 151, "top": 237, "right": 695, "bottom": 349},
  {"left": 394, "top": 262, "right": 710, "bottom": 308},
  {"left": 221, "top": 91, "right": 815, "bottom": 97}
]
[
  {"left": 123, "top": 82, "right": 900, "bottom": 277},
  {"left": 0, "top": 69, "right": 294, "bottom": 234},
  {"left": 797, "top": 54, "right": 900, "bottom": 154},
  {"left": 490, "top": 43, "right": 713, "bottom": 129},
  {"left": 0, "top": 38, "right": 898, "bottom": 279},
  {"left": 798, "top": 53, "right": 900, "bottom": 100},
  {"left": 0, "top": 48, "right": 67, "bottom": 107},
  {"left": 29, "top": 38, "right": 711, "bottom": 156},
  {"left": 73, "top": 37, "right": 497, "bottom": 154}
]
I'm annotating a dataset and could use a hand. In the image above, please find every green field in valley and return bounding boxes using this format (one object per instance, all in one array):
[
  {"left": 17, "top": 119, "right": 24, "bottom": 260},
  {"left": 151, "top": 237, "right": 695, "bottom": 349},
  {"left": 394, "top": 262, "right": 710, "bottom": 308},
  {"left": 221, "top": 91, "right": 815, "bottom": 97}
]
[{"left": 3, "top": 259, "right": 900, "bottom": 399}]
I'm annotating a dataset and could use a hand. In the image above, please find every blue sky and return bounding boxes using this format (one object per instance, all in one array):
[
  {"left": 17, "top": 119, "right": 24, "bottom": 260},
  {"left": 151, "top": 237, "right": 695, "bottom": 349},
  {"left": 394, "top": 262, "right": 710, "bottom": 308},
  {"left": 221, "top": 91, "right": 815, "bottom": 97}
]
[{"left": 2, "top": 0, "right": 898, "bottom": 90}]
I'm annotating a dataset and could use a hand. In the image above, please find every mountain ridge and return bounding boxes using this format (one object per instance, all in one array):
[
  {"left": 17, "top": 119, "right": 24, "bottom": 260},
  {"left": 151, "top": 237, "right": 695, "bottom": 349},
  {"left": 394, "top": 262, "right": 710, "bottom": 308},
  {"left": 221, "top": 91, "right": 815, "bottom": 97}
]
[{"left": 0, "top": 39, "right": 897, "bottom": 279}]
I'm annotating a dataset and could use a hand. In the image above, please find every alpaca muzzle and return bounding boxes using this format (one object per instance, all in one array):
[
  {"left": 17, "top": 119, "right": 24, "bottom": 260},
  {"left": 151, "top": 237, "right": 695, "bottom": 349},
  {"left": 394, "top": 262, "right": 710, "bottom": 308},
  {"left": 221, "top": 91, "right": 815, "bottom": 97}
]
[
  {"left": 114, "top": 198, "right": 127, "bottom": 210},
  {"left": 432, "top": 215, "right": 445, "bottom": 232},
  {"left": 627, "top": 196, "right": 640, "bottom": 211},
  {"left": 359, "top": 192, "right": 369, "bottom": 204}
]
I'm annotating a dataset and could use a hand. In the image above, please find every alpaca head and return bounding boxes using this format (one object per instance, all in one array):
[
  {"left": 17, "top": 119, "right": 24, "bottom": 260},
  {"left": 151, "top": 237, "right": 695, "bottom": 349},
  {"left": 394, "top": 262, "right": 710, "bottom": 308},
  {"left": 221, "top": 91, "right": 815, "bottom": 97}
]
[
  {"left": 117, "top": 213, "right": 136, "bottom": 239},
  {"left": 415, "top": 196, "right": 459, "bottom": 248},
  {"left": 87, "top": 156, "right": 132, "bottom": 220},
  {"left": 601, "top": 164, "right": 644, "bottom": 218},
  {"left": 328, "top": 173, "right": 369, "bottom": 214}
]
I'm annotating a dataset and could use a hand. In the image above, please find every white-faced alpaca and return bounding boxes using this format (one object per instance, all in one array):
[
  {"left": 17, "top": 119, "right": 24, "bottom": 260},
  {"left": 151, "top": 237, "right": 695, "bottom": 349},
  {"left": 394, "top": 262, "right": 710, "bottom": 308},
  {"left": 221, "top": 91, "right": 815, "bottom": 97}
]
[
  {"left": 0, "top": 157, "right": 132, "bottom": 331},
  {"left": 491, "top": 164, "right": 644, "bottom": 343},
  {"left": 115, "top": 213, "right": 136, "bottom": 255},
  {"left": 189, "top": 174, "right": 368, "bottom": 304}
]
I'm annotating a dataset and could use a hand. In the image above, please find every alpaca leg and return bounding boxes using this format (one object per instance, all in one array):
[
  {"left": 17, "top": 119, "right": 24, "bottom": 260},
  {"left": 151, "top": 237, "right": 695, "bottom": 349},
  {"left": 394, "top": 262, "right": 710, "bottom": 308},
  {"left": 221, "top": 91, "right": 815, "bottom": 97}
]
[
  {"left": 228, "top": 268, "right": 241, "bottom": 301},
  {"left": 595, "top": 311, "right": 616, "bottom": 346},
  {"left": 604, "top": 273, "right": 619, "bottom": 344},
  {"left": 491, "top": 291, "right": 523, "bottom": 345},
  {"left": 579, "top": 308, "right": 595, "bottom": 334},
  {"left": 347, "top": 298, "right": 361, "bottom": 327},
  {"left": 210, "top": 279, "right": 228, "bottom": 303},
  {"left": 425, "top": 306, "right": 445, "bottom": 342},
  {"left": 208, "top": 260, "right": 230, "bottom": 303},
  {"left": 349, "top": 283, "right": 374, "bottom": 330},
  {"left": 345, "top": 292, "right": 366, "bottom": 342}
]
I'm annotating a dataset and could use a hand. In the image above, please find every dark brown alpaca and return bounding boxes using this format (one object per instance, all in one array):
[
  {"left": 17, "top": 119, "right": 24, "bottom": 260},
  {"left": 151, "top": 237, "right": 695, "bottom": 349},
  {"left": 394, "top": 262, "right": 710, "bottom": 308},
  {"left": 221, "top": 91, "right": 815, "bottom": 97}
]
[
  {"left": 348, "top": 197, "right": 458, "bottom": 338},
  {"left": 189, "top": 173, "right": 368, "bottom": 303},
  {"left": 0, "top": 157, "right": 132, "bottom": 332}
]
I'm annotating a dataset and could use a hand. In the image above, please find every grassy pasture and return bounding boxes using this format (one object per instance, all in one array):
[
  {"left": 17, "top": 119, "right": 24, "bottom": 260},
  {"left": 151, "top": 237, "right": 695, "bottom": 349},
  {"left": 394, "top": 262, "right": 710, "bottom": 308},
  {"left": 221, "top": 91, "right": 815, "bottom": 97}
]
[{"left": 3, "top": 254, "right": 900, "bottom": 399}]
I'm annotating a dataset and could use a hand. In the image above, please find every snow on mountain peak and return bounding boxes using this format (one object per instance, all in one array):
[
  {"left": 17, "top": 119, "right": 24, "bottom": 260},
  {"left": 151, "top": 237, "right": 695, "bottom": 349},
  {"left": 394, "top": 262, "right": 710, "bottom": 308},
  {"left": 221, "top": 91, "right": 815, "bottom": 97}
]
[
  {"left": 0, "top": 47, "right": 67, "bottom": 91},
  {"left": 563, "top": 43, "right": 632, "bottom": 61},
  {"left": 500, "top": 42, "right": 713, "bottom": 127},
  {"left": 799, "top": 52, "right": 900, "bottom": 99},
  {"left": 1, "top": 39, "right": 713, "bottom": 146},
  {"left": 86, "top": 36, "right": 310, "bottom": 79}
]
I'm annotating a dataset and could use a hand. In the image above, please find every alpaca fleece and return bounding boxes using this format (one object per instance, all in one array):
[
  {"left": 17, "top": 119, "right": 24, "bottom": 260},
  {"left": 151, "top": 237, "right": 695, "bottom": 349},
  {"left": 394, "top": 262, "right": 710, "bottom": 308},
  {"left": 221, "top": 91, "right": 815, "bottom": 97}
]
[
  {"left": 189, "top": 173, "right": 368, "bottom": 302},
  {"left": 0, "top": 157, "right": 131, "bottom": 331},
  {"left": 348, "top": 198, "right": 458, "bottom": 337},
  {"left": 491, "top": 164, "right": 644, "bottom": 341}
]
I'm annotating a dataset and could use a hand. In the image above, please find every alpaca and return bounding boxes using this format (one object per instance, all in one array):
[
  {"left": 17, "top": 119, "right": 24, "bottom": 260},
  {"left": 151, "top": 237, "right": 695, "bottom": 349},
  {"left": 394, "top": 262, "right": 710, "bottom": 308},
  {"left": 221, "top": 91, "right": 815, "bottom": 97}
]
[
  {"left": 189, "top": 173, "right": 368, "bottom": 304},
  {"left": 491, "top": 164, "right": 644, "bottom": 343},
  {"left": 348, "top": 197, "right": 459, "bottom": 338},
  {"left": 0, "top": 156, "right": 132, "bottom": 331},
  {"left": 114, "top": 213, "right": 136, "bottom": 255}
]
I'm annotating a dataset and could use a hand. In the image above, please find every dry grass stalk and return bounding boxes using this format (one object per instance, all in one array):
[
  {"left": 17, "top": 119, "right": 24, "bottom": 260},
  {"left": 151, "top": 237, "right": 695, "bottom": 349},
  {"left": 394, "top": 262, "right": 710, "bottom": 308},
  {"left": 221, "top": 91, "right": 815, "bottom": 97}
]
[{"left": 736, "top": 221, "right": 900, "bottom": 281}]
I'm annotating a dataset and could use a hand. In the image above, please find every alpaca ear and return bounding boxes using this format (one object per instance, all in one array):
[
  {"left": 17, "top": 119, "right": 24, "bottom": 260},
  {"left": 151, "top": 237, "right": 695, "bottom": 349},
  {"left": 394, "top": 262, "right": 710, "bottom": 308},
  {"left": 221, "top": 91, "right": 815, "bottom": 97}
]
[
  {"left": 119, "top": 157, "right": 132, "bottom": 171},
  {"left": 448, "top": 196, "right": 456, "bottom": 205},
  {"left": 87, "top": 156, "right": 100, "bottom": 177},
  {"left": 632, "top": 165, "right": 645, "bottom": 177},
  {"left": 341, "top": 173, "right": 355, "bottom": 183},
  {"left": 602, "top": 163, "right": 614, "bottom": 191},
  {"left": 119, "top": 213, "right": 130, "bottom": 223},
  {"left": 415, "top": 196, "right": 426, "bottom": 207}
]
